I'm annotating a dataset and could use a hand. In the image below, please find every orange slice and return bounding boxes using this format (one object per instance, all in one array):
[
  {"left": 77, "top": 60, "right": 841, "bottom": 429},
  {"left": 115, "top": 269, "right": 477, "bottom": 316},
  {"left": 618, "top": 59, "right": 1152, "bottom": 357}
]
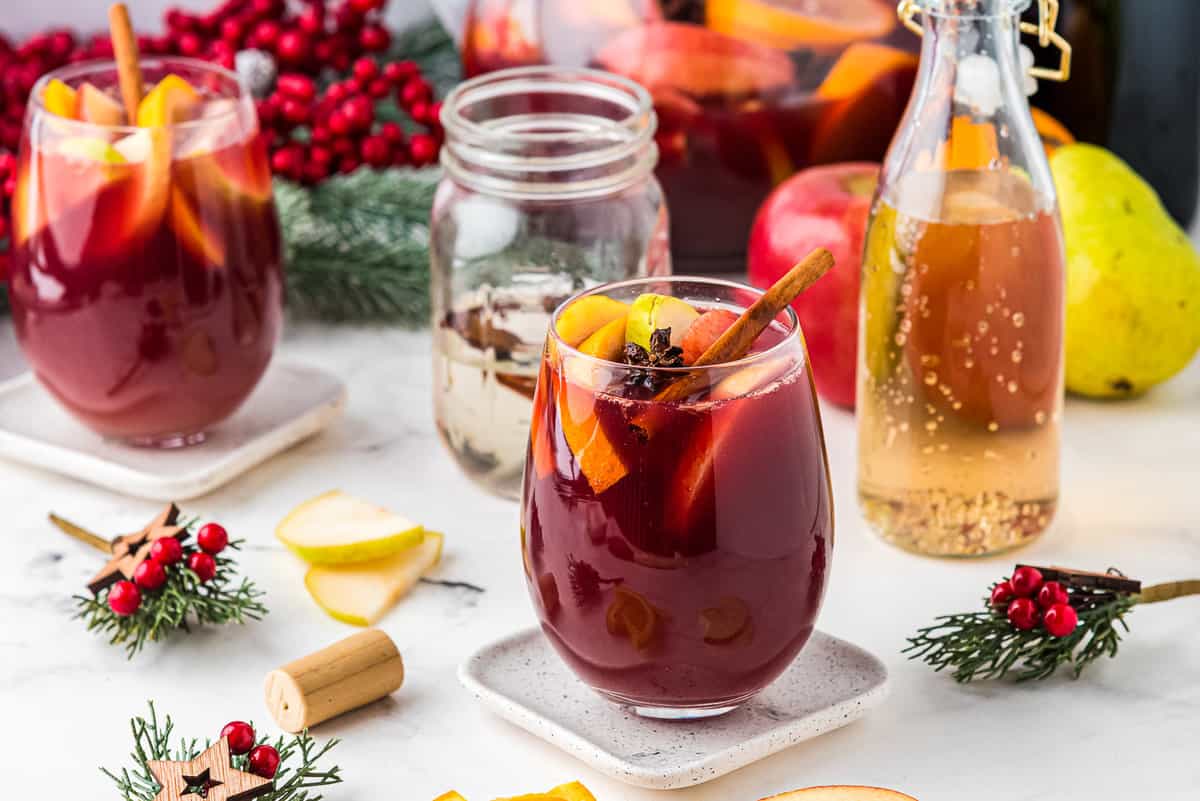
[
  {"left": 810, "top": 43, "right": 918, "bottom": 165},
  {"left": 556, "top": 371, "right": 628, "bottom": 494},
  {"left": 1031, "top": 107, "right": 1075, "bottom": 155},
  {"left": 528, "top": 362, "right": 554, "bottom": 480},
  {"left": 42, "top": 79, "right": 78, "bottom": 119},
  {"left": 137, "top": 74, "right": 200, "bottom": 127},
  {"left": 595, "top": 22, "right": 794, "bottom": 98},
  {"left": 168, "top": 187, "right": 226, "bottom": 267},
  {"left": 605, "top": 586, "right": 658, "bottom": 649},
  {"left": 707, "top": 0, "right": 896, "bottom": 51}
]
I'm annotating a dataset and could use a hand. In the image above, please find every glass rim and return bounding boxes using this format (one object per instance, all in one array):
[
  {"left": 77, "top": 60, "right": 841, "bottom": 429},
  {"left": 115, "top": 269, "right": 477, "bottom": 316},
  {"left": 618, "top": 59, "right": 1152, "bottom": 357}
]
[
  {"left": 549, "top": 275, "right": 803, "bottom": 374},
  {"left": 917, "top": 0, "right": 1032, "bottom": 18},
  {"left": 28, "top": 56, "right": 249, "bottom": 136}
]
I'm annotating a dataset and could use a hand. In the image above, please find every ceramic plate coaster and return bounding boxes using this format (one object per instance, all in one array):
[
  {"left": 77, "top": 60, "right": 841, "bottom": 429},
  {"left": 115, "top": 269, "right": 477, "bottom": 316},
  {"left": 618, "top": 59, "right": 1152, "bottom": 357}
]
[
  {"left": 459, "top": 627, "right": 889, "bottom": 789},
  {"left": 0, "top": 363, "right": 345, "bottom": 501}
]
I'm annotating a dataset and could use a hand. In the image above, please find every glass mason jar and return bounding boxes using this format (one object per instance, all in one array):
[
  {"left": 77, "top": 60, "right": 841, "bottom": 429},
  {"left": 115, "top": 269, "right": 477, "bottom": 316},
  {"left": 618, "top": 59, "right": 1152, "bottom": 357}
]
[
  {"left": 431, "top": 66, "right": 670, "bottom": 499},
  {"left": 9, "top": 58, "right": 283, "bottom": 448},
  {"left": 523, "top": 276, "right": 833, "bottom": 719},
  {"left": 857, "top": 0, "right": 1066, "bottom": 556}
]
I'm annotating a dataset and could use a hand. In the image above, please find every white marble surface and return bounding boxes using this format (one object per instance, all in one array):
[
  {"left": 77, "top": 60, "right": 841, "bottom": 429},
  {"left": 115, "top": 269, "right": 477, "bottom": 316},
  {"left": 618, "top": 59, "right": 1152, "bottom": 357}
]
[{"left": 1, "top": 322, "right": 1198, "bottom": 800}]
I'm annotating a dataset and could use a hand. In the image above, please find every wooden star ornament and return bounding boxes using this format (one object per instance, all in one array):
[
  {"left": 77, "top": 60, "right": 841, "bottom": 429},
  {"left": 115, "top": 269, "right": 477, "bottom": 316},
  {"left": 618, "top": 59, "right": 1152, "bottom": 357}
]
[
  {"left": 148, "top": 738, "right": 274, "bottom": 801},
  {"left": 81, "top": 503, "right": 188, "bottom": 595}
]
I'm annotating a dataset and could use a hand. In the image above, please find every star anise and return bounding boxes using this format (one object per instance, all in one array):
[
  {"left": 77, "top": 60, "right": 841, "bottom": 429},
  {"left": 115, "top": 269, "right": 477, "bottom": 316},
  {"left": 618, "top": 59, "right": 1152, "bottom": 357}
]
[{"left": 624, "top": 327, "right": 684, "bottom": 391}]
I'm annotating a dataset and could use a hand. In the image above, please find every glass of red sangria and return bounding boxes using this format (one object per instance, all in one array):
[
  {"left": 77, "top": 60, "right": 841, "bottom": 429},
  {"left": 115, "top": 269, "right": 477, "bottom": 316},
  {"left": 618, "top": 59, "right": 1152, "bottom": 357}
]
[
  {"left": 522, "top": 275, "right": 833, "bottom": 718},
  {"left": 8, "top": 58, "right": 283, "bottom": 447}
]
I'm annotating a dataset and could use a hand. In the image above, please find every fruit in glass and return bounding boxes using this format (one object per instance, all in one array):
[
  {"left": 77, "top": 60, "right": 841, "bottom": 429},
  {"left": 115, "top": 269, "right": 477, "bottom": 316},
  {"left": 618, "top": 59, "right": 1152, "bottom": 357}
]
[
  {"left": 522, "top": 276, "right": 833, "bottom": 718},
  {"left": 8, "top": 58, "right": 283, "bottom": 446}
]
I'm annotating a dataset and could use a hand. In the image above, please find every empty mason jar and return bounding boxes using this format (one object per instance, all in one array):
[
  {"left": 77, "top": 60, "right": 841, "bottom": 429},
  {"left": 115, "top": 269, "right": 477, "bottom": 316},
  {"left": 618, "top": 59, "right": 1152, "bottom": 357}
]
[{"left": 431, "top": 66, "right": 670, "bottom": 499}]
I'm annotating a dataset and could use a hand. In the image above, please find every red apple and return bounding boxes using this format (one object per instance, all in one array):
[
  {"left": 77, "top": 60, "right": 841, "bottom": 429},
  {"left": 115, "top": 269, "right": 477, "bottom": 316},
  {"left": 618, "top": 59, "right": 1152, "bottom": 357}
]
[{"left": 747, "top": 162, "right": 878, "bottom": 409}]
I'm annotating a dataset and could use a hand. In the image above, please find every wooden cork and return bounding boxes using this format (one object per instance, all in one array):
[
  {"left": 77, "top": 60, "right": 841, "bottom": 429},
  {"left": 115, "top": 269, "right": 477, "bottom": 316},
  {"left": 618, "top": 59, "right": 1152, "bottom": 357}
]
[{"left": 264, "top": 629, "right": 404, "bottom": 733}]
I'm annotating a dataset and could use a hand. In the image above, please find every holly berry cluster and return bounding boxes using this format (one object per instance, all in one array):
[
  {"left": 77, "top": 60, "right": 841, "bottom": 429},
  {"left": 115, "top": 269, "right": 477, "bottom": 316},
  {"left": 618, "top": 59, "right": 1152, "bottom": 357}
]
[
  {"left": 107, "top": 522, "right": 231, "bottom": 617},
  {"left": 989, "top": 565, "right": 1079, "bottom": 638},
  {"left": 221, "top": 720, "right": 281, "bottom": 779},
  {"left": 261, "top": 55, "right": 442, "bottom": 185}
]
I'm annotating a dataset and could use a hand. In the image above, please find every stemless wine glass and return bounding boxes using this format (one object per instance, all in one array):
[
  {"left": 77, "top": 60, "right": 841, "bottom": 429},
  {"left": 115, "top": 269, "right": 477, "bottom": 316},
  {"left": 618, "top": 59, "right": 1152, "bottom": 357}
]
[
  {"left": 521, "top": 276, "right": 834, "bottom": 719},
  {"left": 9, "top": 57, "right": 283, "bottom": 447}
]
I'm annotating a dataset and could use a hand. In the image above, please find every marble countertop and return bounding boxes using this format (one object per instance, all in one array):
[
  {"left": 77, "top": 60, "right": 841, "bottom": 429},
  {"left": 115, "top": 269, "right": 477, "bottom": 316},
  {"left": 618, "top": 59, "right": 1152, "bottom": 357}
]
[{"left": 1, "top": 322, "right": 1198, "bottom": 800}]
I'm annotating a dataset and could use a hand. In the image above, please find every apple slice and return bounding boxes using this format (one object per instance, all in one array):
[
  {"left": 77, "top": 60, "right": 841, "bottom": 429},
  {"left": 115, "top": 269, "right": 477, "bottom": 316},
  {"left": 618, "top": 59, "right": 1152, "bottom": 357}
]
[
  {"left": 75, "top": 82, "right": 126, "bottom": 125},
  {"left": 680, "top": 309, "right": 739, "bottom": 364},
  {"left": 761, "top": 788, "right": 919, "bottom": 801},
  {"left": 277, "top": 490, "right": 426, "bottom": 565},
  {"left": 305, "top": 532, "right": 444, "bottom": 626},
  {"left": 42, "top": 78, "right": 78, "bottom": 119},
  {"left": 625, "top": 293, "right": 699, "bottom": 350},
  {"left": 555, "top": 295, "right": 629, "bottom": 347},
  {"left": 57, "top": 137, "right": 127, "bottom": 165},
  {"left": 666, "top": 359, "right": 792, "bottom": 534}
]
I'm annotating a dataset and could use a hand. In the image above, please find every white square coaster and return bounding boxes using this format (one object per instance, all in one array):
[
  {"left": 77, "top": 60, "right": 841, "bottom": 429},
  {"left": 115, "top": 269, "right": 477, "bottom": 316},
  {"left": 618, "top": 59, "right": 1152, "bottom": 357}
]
[
  {"left": 459, "top": 627, "right": 889, "bottom": 789},
  {"left": 0, "top": 362, "right": 345, "bottom": 500}
]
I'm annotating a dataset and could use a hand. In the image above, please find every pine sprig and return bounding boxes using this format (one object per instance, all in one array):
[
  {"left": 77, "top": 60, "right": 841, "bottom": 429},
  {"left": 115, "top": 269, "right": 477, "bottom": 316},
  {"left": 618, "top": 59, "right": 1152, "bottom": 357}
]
[
  {"left": 103, "top": 703, "right": 342, "bottom": 801},
  {"left": 74, "top": 537, "right": 266, "bottom": 659},
  {"left": 904, "top": 584, "right": 1137, "bottom": 683},
  {"left": 275, "top": 168, "right": 438, "bottom": 323}
]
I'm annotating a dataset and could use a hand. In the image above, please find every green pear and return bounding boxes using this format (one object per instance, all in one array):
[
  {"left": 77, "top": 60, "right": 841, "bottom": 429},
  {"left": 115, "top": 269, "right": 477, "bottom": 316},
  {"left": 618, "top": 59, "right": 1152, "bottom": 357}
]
[
  {"left": 625, "top": 293, "right": 699, "bottom": 350},
  {"left": 276, "top": 490, "right": 425, "bottom": 565},
  {"left": 305, "top": 532, "right": 444, "bottom": 626},
  {"left": 1052, "top": 144, "right": 1200, "bottom": 398}
]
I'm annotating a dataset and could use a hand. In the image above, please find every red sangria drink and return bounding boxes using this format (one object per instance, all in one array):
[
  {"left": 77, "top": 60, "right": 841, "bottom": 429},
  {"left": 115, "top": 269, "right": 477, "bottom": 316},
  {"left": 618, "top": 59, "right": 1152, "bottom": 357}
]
[
  {"left": 8, "top": 58, "right": 282, "bottom": 446},
  {"left": 522, "top": 276, "right": 833, "bottom": 718}
]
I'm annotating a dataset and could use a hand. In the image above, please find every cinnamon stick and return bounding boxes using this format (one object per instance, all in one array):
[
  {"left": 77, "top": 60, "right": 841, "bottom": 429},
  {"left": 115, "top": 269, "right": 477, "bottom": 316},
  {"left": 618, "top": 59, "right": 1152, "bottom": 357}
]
[
  {"left": 654, "top": 247, "right": 835, "bottom": 403},
  {"left": 108, "top": 3, "right": 143, "bottom": 124}
]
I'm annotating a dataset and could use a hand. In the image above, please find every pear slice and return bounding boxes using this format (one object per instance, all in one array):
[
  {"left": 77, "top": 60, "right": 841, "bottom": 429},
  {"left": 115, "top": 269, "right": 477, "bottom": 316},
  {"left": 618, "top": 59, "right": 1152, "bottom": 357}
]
[
  {"left": 625, "top": 293, "right": 700, "bottom": 350},
  {"left": 762, "top": 788, "right": 919, "bottom": 801},
  {"left": 277, "top": 490, "right": 425, "bottom": 565},
  {"left": 75, "top": 82, "right": 126, "bottom": 126},
  {"left": 305, "top": 532, "right": 444, "bottom": 626}
]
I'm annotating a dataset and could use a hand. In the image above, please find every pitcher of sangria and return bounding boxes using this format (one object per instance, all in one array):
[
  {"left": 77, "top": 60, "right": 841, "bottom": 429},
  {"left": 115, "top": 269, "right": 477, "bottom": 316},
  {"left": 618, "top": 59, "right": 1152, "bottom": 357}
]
[
  {"left": 856, "top": 0, "right": 1068, "bottom": 556},
  {"left": 9, "top": 58, "right": 282, "bottom": 447}
]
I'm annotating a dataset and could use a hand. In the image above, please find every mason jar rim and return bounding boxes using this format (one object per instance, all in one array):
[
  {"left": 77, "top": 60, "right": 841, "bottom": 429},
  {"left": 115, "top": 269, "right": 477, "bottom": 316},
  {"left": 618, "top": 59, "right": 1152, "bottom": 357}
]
[
  {"left": 549, "top": 276, "right": 804, "bottom": 374},
  {"left": 28, "top": 56, "right": 249, "bottom": 136},
  {"left": 916, "top": 0, "right": 1032, "bottom": 18},
  {"left": 439, "top": 65, "right": 658, "bottom": 201}
]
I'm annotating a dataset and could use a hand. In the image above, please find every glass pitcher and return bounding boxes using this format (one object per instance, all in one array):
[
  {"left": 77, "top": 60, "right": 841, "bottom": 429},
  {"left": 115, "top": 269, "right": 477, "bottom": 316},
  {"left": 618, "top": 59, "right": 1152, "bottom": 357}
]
[{"left": 856, "top": 0, "right": 1067, "bottom": 557}]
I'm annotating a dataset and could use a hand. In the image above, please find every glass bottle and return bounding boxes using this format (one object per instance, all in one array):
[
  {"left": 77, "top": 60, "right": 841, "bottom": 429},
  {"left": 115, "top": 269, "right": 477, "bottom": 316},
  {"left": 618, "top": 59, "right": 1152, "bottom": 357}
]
[
  {"left": 431, "top": 66, "right": 670, "bottom": 499},
  {"left": 857, "top": 0, "right": 1068, "bottom": 556}
]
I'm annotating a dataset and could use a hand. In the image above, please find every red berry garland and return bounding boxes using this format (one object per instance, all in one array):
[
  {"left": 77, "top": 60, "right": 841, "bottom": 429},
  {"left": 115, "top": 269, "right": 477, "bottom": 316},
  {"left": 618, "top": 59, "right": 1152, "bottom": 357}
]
[
  {"left": 188, "top": 551, "right": 218, "bottom": 583},
  {"left": 108, "top": 580, "right": 143, "bottom": 616},
  {"left": 248, "top": 744, "right": 282, "bottom": 779},
  {"left": 221, "top": 720, "right": 257, "bottom": 755}
]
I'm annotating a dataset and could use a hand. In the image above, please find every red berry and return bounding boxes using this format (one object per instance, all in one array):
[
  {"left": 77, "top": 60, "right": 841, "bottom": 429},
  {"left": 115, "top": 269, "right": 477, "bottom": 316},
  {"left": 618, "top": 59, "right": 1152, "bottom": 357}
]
[
  {"left": 281, "top": 98, "right": 310, "bottom": 124},
  {"left": 359, "top": 24, "right": 390, "bottom": 53},
  {"left": 1042, "top": 602, "right": 1079, "bottom": 638},
  {"left": 427, "top": 101, "right": 444, "bottom": 128},
  {"left": 0, "top": 151, "right": 16, "bottom": 176},
  {"left": 220, "top": 721, "right": 256, "bottom": 755},
  {"left": 399, "top": 78, "right": 430, "bottom": 108},
  {"left": 313, "top": 38, "right": 336, "bottom": 64},
  {"left": 334, "top": 5, "right": 364, "bottom": 31},
  {"left": 277, "top": 73, "right": 316, "bottom": 101},
  {"left": 302, "top": 160, "right": 330, "bottom": 184},
  {"left": 341, "top": 96, "right": 374, "bottom": 131},
  {"left": 108, "top": 580, "right": 142, "bottom": 616},
  {"left": 251, "top": 0, "right": 281, "bottom": 17},
  {"left": 343, "top": 77, "right": 364, "bottom": 95},
  {"left": 310, "top": 124, "right": 332, "bottom": 144},
  {"left": 187, "top": 551, "right": 217, "bottom": 582},
  {"left": 409, "top": 100, "right": 431, "bottom": 125},
  {"left": 220, "top": 17, "right": 246, "bottom": 45},
  {"left": 327, "top": 109, "right": 351, "bottom": 135},
  {"left": 1010, "top": 566, "right": 1044, "bottom": 598},
  {"left": 349, "top": 0, "right": 384, "bottom": 12},
  {"left": 380, "top": 121, "right": 405, "bottom": 144},
  {"left": 276, "top": 30, "right": 311, "bottom": 64},
  {"left": 271, "top": 145, "right": 303, "bottom": 177},
  {"left": 325, "top": 82, "right": 350, "bottom": 104},
  {"left": 353, "top": 57, "right": 378, "bottom": 82},
  {"left": 367, "top": 78, "right": 391, "bottom": 99},
  {"left": 360, "top": 134, "right": 390, "bottom": 167},
  {"left": 338, "top": 155, "right": 361, "bottom": 174},
  {"left": 408, "top": 133, "right": 438, "bottom": 166},
  {"left": 990, "top": 580, "right": 1014, "bottom": 608},
  {"left": 251, "top": 20, "right": 281, "bottom": 48},
  {"left": 197, "top": 523, "right": 229, "bottom": 554},
  {"left": 383, "top": 60, "right": 417, "bottom": 85},
  {"left": 1, "top": 176, "right": 14, "bottom": 199},
  {"left": 248, "top": 745, "right": 280, "bottom": 779},
  {"left": 178, "top": 33, "right": 205, "bottom": 57},
  {"left": 134, "top": 559, "right": 168, "bottom": 591},
  {"left": 166, "top": 8, "right": 193, "bottom": 31},
  {"left": 298, "top": 7, "right": 325, "bottom": 35},
  {"left": 149, "top": 536, "right": 184, "bottom": 565},
  {"left": 331, "top": 138, "right": 356, "bottom": 158},
  {"left": 1006, "top": 597, "right": 1040, "bottom": 631},
  {"left": 1037, "top": 580, "right": 1069, "bottom": 609},
  {"left": 309, "top": 144, "right": 333, "bottom": 166}
]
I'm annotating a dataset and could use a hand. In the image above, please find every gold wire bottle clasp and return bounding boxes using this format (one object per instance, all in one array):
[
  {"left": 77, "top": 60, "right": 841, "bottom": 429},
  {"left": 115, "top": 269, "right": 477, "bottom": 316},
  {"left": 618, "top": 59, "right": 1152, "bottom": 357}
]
[{"left": 897, "top": 0, "right": 1072, "bottom": 82}]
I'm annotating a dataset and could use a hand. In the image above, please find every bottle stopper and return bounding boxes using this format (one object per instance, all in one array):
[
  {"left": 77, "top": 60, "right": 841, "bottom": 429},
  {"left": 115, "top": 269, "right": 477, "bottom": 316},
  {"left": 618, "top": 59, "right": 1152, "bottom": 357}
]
[{"left": 264, "top": 629, "right": 404, "bottom": 733}]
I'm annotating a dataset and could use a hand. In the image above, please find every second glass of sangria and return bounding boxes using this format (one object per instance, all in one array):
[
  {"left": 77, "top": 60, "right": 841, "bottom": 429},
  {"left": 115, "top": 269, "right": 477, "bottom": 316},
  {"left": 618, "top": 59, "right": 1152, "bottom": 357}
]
[
  {"left": 8, "top": 57, "right": 283, "bottom": 447},
  {"left": 522, "top": 276, "right": 833, "bottom": 718}
]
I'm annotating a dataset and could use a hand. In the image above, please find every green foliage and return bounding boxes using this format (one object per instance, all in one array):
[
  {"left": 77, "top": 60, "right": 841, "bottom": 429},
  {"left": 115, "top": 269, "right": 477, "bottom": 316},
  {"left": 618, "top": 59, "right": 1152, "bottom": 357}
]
[
  {"left": 103, "top": 703, "right": 342, "bottom": 801},
  {"left": 74, "top": 533, "right": 266, "bottom": 659},
  {"left": 904, "top": 583, "right": 1138, "bottom": 682}
]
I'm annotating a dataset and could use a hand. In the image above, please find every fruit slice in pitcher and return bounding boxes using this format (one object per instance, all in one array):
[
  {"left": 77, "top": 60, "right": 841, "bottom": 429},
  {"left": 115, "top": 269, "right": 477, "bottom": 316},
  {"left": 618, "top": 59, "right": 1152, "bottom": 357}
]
[
  {"left": 625, "top": 293, "right": 698, "bottom": 350},
  {"left": 75, "top": 82, "right": 126, "bottom": 125},
  {"left": 595, "top": 22, "right": 794, "bottom": 98},
  {"left": 555, "top": 295, "right": 629, "bottom": 347},
  {"left": 706, "top": 0, "right": 896, "bottom": 51},
  {"left": 42, "top": 79, "right": 78, "bottom": 119},
  {"left": 810, "top": 43, "right": 918, "bottom": 165},
  {"left": 137, "top": 74, "right": 200, "bottom": 127}
]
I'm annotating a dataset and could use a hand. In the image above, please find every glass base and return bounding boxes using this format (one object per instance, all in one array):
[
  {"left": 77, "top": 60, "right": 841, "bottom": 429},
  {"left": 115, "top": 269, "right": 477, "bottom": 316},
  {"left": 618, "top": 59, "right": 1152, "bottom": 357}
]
[
  {"left": 631, "top": 703, "right": 741, "bottom": 721},
  {"left": 122, "top": 430, "right": 208, "bottom": 449}
]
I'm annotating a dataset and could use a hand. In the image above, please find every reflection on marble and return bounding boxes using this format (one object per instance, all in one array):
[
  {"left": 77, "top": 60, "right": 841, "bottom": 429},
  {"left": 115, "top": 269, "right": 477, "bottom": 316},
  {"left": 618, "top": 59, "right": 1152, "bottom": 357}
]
[{"left": 0, "top": 322, "right": 1198, "bottom": 800}]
